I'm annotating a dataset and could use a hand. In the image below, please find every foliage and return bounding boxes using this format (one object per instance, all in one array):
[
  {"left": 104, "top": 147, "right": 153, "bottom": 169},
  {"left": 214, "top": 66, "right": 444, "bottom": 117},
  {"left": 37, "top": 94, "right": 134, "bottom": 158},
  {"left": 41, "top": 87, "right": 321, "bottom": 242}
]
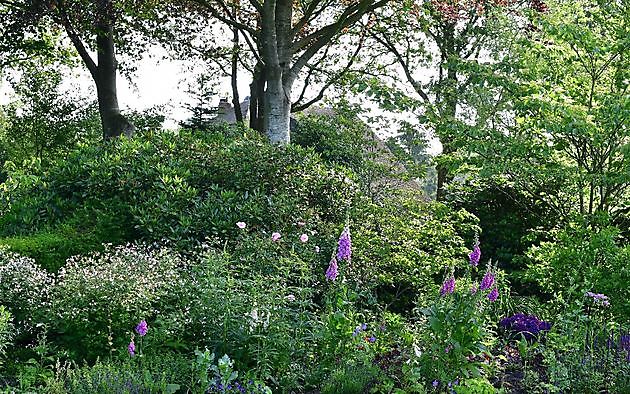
[
  {"left": 351, "top": 192, "right": 480, "bottom": 312},
  {"left": 0, "top": 306, "right": 14, "bottom": 367},
  {"left": 411, "top": 261, "right": 504, "bottom": 387},
  {"left": 455, "top": 0, "right": 630, "bottom": 222},
  {"left": 0, "top": 226, "right": 102, "bottom": 272},
  {"left": 447, "top": 178, "right": 552, "bottom": 275},
  {"left": 52, "top": 243, "right": 185, "bottom": 359},
  {"left": 0, "top": 246, "right": 53, "bottom": 331},
  {"left": 525, "top": 223, "right": 630, "bottom": 319},
  {"left": 0, "top": 65, "right": 100, "bottom": 166},
  {"left": 192, "top": 350, "right": 271, "bottom": 394},
  {"left": 0, "top": 126, "right": 357, "bottom": 252}
]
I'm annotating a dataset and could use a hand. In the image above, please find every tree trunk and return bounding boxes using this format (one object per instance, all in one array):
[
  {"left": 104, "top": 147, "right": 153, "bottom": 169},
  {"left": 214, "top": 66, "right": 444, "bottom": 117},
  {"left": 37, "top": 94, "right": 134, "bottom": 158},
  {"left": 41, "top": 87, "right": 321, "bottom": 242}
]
[
  {"left": 435, "top": 22, "right": 457, "bottom": 201},
  {"left": 231, "top": 1, "right": 243, "bottom": 123},
  {"left": 249, "top": 63, "right": 267, "bottom": 132},
  {"left": 263, "top": 74, "right": 291, "bottom": 144},
  {"left": 95, "top": 11, "right": 134, "bottom": 140}
]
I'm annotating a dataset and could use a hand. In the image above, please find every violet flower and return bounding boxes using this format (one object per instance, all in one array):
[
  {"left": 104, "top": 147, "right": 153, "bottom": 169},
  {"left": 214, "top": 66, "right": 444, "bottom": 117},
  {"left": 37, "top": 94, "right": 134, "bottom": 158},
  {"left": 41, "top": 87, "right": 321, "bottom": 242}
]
[
  {"left": 488, "top": 287, "right": 499, "bottom": 302},
  {"left": 469, "top": 241, "right": 481, "bottom": 267},
  {"left": 440, "top": 275, "right": 456, "bottom": 296},
  {"left": 128, "top": 341, "right": 135, "bottom": 357},
  {"left": 325, "top": 258, "right": 338, "bottom": 281},
  {"left": 336, "top": 227, "right": 352, "bottom": 262},
  {"left": 135, "top": 320, "right": 148, "bottom": 337},
  {"left": 480, "top": 271, "right": 495, "bottom": 291}
]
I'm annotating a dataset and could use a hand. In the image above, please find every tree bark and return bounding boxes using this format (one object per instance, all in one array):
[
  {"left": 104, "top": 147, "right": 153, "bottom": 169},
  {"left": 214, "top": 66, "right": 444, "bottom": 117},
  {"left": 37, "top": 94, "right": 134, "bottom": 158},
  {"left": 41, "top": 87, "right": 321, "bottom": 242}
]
[
  {"left": 436, "top": 22, "right": 457, "bottom": 201},
  {"left": 95, "top": 14, "right": 134, "bottom": 140},
  {"left": 263, "top": 74, "right": 291, "bottom": 144},
  {"left": 231, "top": 1, "right": 243, "bottom": 123},
  {"left": 249, "top": 63, "right": 266, "bottom": 132}
]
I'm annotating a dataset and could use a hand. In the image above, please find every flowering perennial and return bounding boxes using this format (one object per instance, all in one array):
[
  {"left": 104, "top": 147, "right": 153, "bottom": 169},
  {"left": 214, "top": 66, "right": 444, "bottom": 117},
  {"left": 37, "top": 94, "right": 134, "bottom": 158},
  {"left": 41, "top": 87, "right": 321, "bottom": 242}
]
[
  {"left": 480, "top": 271, "right": 495, "bottom": 291},
  {"left": 135, "top": 320, "right": 148, "bottom": 336},
  {"left": 336, "top": 227, "right": 352, "bottom": 262},
  {"left": 325, "top": 258, "right": 338, "bottom": 281},
  {"left": 440, "top": 275, "right": 456, "bottom": 296},
  {"left": 500, "top": 313, "right": 552, "bottom": 340},
  {"left": 469, "top": 241, "right": 481, "bottom": 267},
  {"left": 487, "top": 287, "right": 499, "bottom": 302},
  {"left": 586, "top": 291, "right": 610, "bottom": 307},
  {"left": 128, "top": 341, "right": 135, "bottom": 357}
]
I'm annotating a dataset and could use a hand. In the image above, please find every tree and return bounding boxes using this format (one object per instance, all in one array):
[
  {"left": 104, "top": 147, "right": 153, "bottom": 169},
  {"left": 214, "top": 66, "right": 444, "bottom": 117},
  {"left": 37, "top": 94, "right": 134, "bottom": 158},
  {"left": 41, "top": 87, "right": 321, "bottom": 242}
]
[
  {"left": 0, "top": 0, "right": 167, "bottom": 139},
  {"left": 458, "top": 0, "right": 629, "bottom": 224},
  {"left": 366, "top": 0, "right": 528, "bottom": 199},
  {"left": 0, "top": 65, "right": 100, "bottom": 165},
  {"left": 190, "top": 0, "right": 392, "bottom": 144}
]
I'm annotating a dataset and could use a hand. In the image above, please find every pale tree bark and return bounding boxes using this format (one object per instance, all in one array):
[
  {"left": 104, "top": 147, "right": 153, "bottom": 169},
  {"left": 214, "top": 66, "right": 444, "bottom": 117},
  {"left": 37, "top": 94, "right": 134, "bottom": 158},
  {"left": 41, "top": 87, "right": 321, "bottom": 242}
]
[{"left": 194, "top": 0, "right": 391, "bottom": 144}]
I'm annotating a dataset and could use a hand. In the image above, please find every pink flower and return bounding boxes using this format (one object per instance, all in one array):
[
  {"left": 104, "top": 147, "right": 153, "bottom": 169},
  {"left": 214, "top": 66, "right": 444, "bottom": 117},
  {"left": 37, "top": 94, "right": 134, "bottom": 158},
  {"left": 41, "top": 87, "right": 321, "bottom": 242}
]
[
  {"left": 271, "top": 232, "right": 281, "bottom": 241},
  {"left": 236, "top": 222, "right": 246, "bottom": 229},
  {"left": 297, "top": 221, "right": 306, "bottom": 227},
  {"left": 300, "top": 234, "right": 309, "bottom": 243}
]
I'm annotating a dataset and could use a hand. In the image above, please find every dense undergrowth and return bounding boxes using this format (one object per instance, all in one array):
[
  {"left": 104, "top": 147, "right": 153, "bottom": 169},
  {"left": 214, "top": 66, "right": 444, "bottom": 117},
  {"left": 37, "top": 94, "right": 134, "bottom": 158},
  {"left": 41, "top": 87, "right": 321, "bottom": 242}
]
[{"left": 0, "top": 120, "right": 628, "bottom": 393}]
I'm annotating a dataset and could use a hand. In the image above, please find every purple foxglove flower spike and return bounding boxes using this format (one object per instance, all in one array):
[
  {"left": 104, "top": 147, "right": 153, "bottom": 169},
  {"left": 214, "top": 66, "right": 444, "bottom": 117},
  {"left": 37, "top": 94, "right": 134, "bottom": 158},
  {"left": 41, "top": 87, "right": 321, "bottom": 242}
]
[
  {"left": 325, "top": 258, "right": 338, "bottom": 281},
  {"left": 128, "top": 341, "right": 135, "bottom": 356},
  {"left": 336, "top": 227, "right": 352, "bottom": 262},
  {"left": 469, "top": 240, "right": 481, "bottom": 267},
  {"left": 440, "top": 275, "right": 456, "bottom": 296},
  {"left": 488, "top": 287, "right": 499, "bottom": 302},
  {"left": 480, "top": 271, "right": 495, "bottom": 291},
  {"left": 135, "top": 320, "right": 148, "bottom": 336}
]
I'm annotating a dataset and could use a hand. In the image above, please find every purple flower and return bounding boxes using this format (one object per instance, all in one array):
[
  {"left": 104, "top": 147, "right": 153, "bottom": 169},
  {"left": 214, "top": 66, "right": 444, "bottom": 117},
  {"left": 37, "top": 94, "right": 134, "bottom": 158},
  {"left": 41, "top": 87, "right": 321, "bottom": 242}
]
[
  {"left": 432, "top": 380, "right": 439, "bottom": 388},
  {"left": 368, "top": 336, "right": 376, "bottom": 343},
  {"left": 469, "top": 241, "right": 481, "bottom": 267},
  {"left": 236, "top": 221, "right": 246, "bottom": 229},
  {"left": 488, "top": 287, "right": 499, "bottom": 302},
  {"left": 586, "top": 291, "right": 610, "bottom": 307},
  {"left": 128, "top": 341, "right": 135, "bottom": 357},
  {"left": 480, "top": 271, "right": 495, "bottom": 291},
  {"left": 271, "top": 232, "right": 281, "bottom": 241},
  {"left": 300, "top": 233, "right": 309, "bottom": 243},
  {"left": 500, "top": 313, "right": 552, "bottom": 340},
  {"left": 336, "top": 228, "right": 352, "bottom": 262},
  {"left": 325, "top": 258, "right": 338, "bottom": 281},
  {"left": 440, "top": 275, "right": 456, "bottom": 296},
  {"left": 135, "top": 320, "right": 148, "bottom": 336}
]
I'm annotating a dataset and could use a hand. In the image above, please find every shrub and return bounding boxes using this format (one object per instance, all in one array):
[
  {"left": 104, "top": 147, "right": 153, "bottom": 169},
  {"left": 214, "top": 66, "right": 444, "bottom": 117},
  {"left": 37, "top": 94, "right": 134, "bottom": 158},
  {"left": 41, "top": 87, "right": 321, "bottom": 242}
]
[
  {"left": 52, "top": 243, "right": 185, "bottom": 358},
  {"left": 525, "top": 224, "right": 630, "bottom": 319},
  {"left": 350, "top": 192, "right": 480, "bottom": 312},
  {"left": 0, "top": 305, "right": 14, "bottom": 366},
  {"left": 0, "top": 247, "right": 53, "bottom": 331},
  {"left": 0, "top": 127, "right": 357, "bottom": 253},
  {"left": 0, "top": 226, "right": 102, "bottom": 272}
]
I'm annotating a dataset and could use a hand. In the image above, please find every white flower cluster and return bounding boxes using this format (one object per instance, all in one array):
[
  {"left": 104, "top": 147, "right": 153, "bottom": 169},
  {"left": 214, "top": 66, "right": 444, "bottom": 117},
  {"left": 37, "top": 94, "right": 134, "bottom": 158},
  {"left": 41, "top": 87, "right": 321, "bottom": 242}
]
[
  {"left": 0, "top": 246, "right": 54, "bottom": 330},
  {"left": 53, "top": 243, "right": 185, "bottom": 328}
]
